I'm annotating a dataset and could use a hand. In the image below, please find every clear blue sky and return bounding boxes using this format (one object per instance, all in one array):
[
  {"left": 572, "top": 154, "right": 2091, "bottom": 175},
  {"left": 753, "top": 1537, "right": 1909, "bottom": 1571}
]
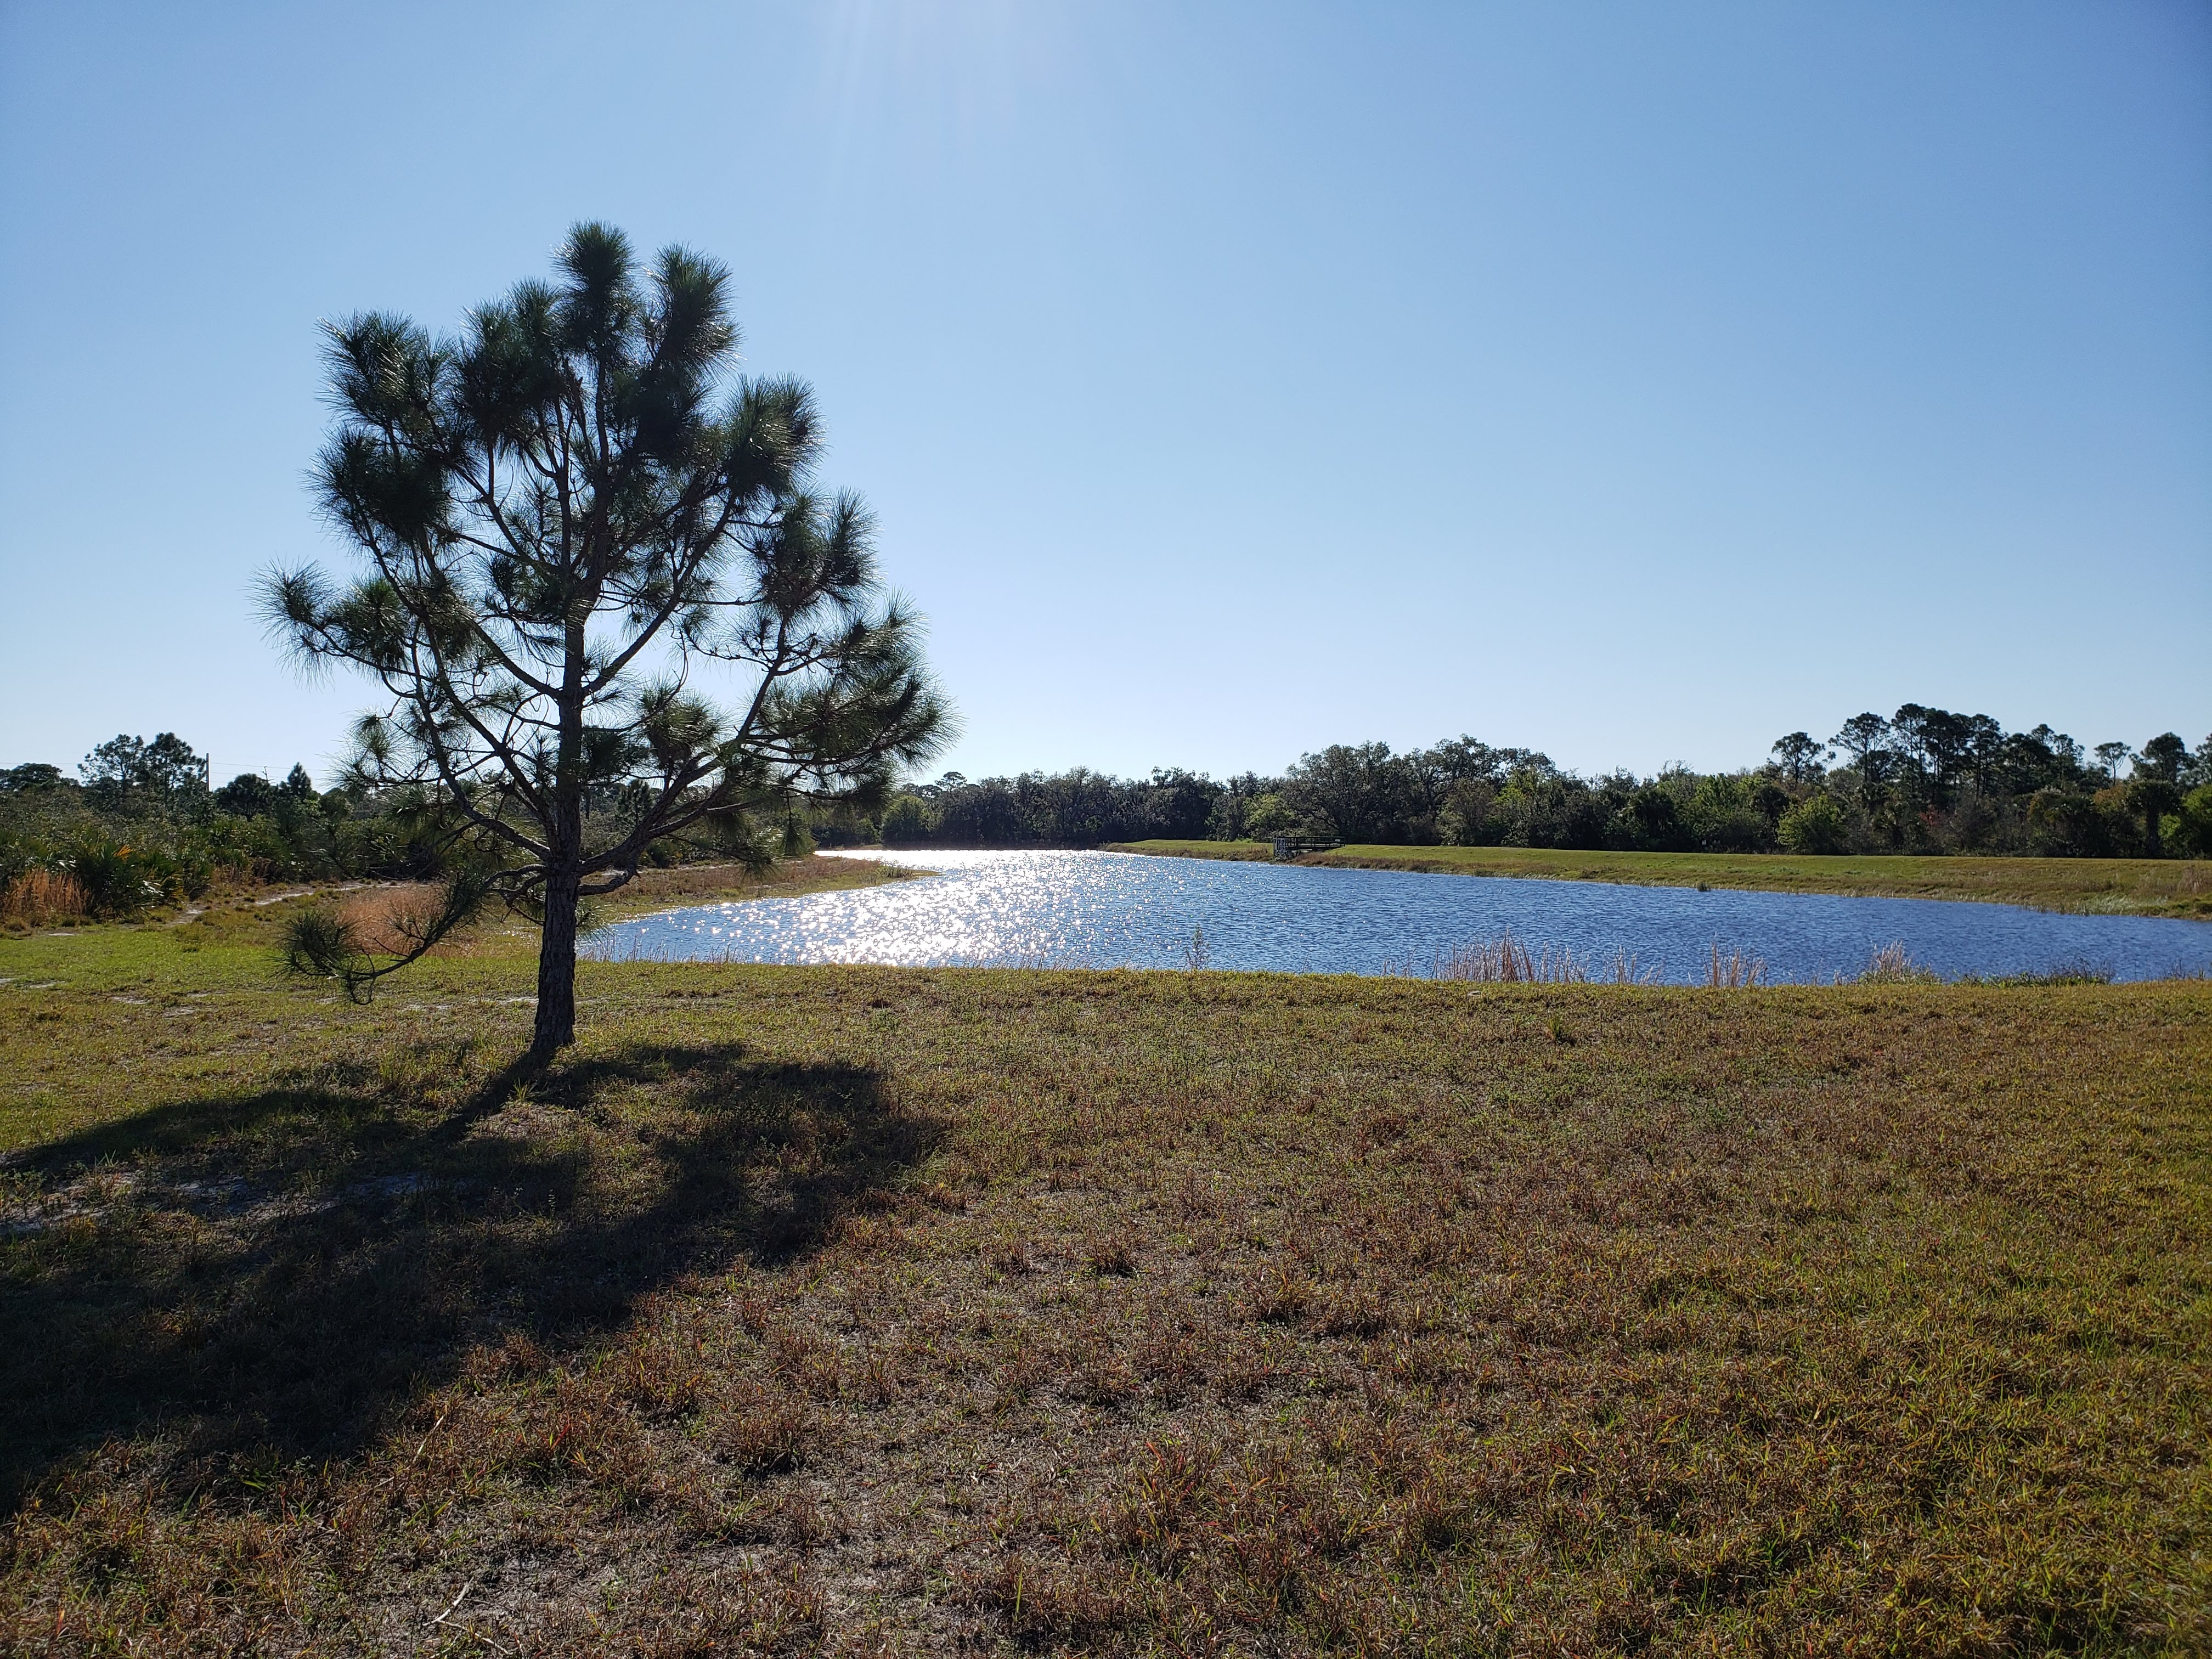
[{"left": 3, "top": 1, "right": 2207, "bottom": 787}]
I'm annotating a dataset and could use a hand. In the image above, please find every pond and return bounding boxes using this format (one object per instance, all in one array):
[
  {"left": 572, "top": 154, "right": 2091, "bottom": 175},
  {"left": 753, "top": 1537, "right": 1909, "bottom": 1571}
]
[{"left": 582, "top": 850, "right": 2212, "bottom": 984}]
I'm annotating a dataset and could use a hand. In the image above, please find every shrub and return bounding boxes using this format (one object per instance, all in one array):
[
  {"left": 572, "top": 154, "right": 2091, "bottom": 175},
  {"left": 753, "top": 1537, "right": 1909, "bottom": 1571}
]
[
  {"left": 62, "top": 838, "right": 178, "bottom": 916},
  {"left": 1238, "top": 792, "right": 1299, "bottom": 840},
  {"left": 2171, "top": 785, "right": 2212, "bottom": 858},
  {"left": 2027, "top": 788, "right": 2119, "bottom": 857},
  {"left": 879, "top": 794, "right": 934, "bottom": 845},
  {"left": 1777, "top": 794, "right": 1847, "bottom": 855},
  {"left": 1698, "top": 804, "right": 1775, "bottom": 854},
  {"left": 1626, "top": 785, "right": 1688, "bottom": 850}
]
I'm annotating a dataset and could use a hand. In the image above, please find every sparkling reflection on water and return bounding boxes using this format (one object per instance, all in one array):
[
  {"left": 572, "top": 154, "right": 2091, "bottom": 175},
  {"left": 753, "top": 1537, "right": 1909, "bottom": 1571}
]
[{"left": 582, "top": 850, "right": 2212, "bottom": 984}]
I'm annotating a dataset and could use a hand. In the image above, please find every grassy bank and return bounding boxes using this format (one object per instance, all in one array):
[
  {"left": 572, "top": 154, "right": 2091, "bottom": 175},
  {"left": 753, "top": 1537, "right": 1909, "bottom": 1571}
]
[
  {"left": 1105, "top": 838, "right": 1279, "bottom": 863},
  {"left": 1111, "top": 838, "right": 2212, "bottom": 918},
  {"left": 598, "top": 854, "right": 919, "bottom": 919},
  {"left": 4, "top": 908, "right": 2208, "bottom": 1654}
]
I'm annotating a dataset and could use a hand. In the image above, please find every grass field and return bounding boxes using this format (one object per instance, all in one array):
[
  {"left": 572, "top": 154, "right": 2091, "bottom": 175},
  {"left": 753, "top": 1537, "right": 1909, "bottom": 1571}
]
[
  {"left": 3, "top": 894, "right": 2209, "bottom": 1654},
  {"left": 1110, "top": 839, "right": 2212, "bottom": 919}
]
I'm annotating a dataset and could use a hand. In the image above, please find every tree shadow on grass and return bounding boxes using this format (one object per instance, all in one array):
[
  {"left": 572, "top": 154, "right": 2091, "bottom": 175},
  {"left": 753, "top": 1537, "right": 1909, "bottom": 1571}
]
[{"left": 0, "top": 1042, "right": 926, "bottom": 1510}]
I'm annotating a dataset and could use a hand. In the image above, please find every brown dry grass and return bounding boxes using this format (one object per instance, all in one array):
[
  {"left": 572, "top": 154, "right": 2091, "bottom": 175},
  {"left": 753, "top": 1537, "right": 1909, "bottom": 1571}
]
[
  {"left": 0, "top": 870, "right": 89, "bottom": 928},
  {"left": 332, "top": 882, "right": 451, "bottom": 955},
  {"left": 0, "top": 923, "right": 2207, "bottom": 1654}
]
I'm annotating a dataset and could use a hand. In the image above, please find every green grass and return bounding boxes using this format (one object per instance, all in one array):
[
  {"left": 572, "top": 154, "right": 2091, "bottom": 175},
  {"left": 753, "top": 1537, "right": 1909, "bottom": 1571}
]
[
  {"left": 3, "top": 908, "right": 2209, "bottom": 1653},
  {"left": 1112, "top": 839, "right": 2212, "bottom": 918}
]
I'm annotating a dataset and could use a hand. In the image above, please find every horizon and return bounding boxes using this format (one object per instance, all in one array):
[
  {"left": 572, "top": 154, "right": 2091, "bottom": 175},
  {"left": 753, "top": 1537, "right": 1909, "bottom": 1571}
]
[{"left": 3, "top": 2, "right": 2207, "bottom": 785}]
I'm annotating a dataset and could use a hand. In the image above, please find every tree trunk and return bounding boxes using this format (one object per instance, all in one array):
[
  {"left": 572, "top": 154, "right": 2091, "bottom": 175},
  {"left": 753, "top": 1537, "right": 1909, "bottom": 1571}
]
[
  {"left": 532, "top": 866, "right": 580, "bottom": 1060},
  {"left": 534, "top": 611, "right": 590, "bottom": 1063}
]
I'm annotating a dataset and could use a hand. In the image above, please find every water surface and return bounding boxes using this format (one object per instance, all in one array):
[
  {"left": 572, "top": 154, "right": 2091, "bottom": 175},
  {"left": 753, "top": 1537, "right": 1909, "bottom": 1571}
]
[{"left": 584, "top": 850, "right": 2212, "bottom": 984}]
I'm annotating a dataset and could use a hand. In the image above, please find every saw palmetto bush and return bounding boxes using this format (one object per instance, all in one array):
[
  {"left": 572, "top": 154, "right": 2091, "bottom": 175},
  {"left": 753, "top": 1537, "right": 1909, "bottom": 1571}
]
[{"left": 266, "top": 223, "right": 950, "bottom": 1058}]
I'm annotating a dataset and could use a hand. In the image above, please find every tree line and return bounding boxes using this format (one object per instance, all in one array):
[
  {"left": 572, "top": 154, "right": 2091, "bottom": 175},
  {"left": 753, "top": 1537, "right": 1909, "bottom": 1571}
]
[
  {"left": 1, "top": 735, "right": 444, "bottom": 921},
  {"left": 1, "top": 729, "right": 839, "bottom": 926},
  {"left": 1, "top": 725, "right": 850, "bottom": 925},
  {"left": 8, "top": 703, "right": 2207, "bottom": 928},
  {"left": 860, "top": 709, "right": 2212, "bottom": 859}
]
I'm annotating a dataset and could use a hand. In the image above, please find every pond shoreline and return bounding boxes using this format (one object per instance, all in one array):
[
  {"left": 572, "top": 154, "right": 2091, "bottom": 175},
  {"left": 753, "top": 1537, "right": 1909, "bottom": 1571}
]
[{"left": 1105, "top": 839, "right": 2212, "bottom": 921}]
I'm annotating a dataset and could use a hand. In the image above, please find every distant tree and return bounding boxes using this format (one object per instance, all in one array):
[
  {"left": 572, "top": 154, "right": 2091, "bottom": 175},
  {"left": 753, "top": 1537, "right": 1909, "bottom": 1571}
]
[
  {"left": 1, "top": 763, "right": 64, "bottom": 793},
  {"left": 2127, "top": 735, "right": 2190, "bottom": 859},
  {"left": 2128, "top": 776, "right": 2181, "bottom": 856},
  {"left": 879, "top": 794, "right": 933, "bottom": 844},
  {"left": 1626, "top": 785, "right": 1686, "bottom": 849},
  {"left": 1283, "top": 742, "right": 1422, "bottom": 843},
  {"left": 1831, "top": 714, "right": 1892, "bottom": 789},
  {"left": 2093, "top": 741, "right": 2132, "bottom": 782},
  {"left": 81, "top": 733, "right": 208, "bottom": 802},
  {"left": 267, "top": 223, "right": 950, "bottom": 1059},
  {"left": 1142, "top": 769, "right": 1217, "bottom": 840},
  {"left": 281, "top": 764, "right": 318, "bottom": 799},
  {"left": 2137, "top": 732, "right": 2188, "bottom": 786},
  {"left": 1240, "top": 792, "right": 1299, "bottom": 839},
  {"left": 2176, "top": 785, "right": 2212, "bottom": 856},
  {"left": 1994, "top": 726, "right": 2075, "bottom": 796},
  {"left": 80, "top": 735, "right": 144, "bottom": 789},
  {"left": 1426, "top": 736, "right": 1514, "bottom": 783},
  {"left": 215, "top": 773, "right": 280, "bottom": 817},
  {"left": 1436, "top": 778, "right": 1497, "bottom": 847},
  {"left": 2034, "top": 725, "right": 2085, "bottom": 773},
  {"left": 1769, "top": 731, "right": 1830, "bottom": 784},
  {"left": 1204, "top": 771, "right": 1273, "bottom": 840},
  {"left": 1889, "top": 704, "right": 1977, "bottom": 801},
  {"left": 1960, "top": 714, "right": 2005, "bottom": 792}
]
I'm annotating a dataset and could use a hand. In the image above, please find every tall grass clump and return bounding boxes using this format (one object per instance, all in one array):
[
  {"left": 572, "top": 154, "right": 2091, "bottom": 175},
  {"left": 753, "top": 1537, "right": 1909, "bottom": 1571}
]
[
  {"left": 1962, "top": 958, "right": 2119, "bottom": 987},
  {"left": 1425, "top": 938, "right": 1723, "bottom": 986},
  {"left": 1857, "top": 941, "right": 1942, "bottom": 985},
  {"left": 0, "top": 868, "right": 89, "bottom": 928},
  {"left": 1428, "top": 933, "right": 1586, "bottom": 983},
  {"left": 1601, "top": 946, "right": 1661, "bottom": 984},
  {"left": 1705, "top": 943, "right": 1767, "bottom": 988}
]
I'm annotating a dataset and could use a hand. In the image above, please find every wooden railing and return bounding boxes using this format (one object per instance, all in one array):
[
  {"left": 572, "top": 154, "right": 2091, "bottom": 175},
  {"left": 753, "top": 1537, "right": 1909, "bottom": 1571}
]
[{"left": 1269, "top": 835, "right": 1345, "bottom": 860}]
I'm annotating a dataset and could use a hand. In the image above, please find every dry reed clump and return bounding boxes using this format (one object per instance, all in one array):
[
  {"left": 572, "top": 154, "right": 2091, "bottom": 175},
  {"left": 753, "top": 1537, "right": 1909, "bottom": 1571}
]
[
  {"left": 1426, "top": 932, "right": 1585, "bottom": 983},
  {"left": 1705, "top": 941, "right": 1768, "bottom": 988},
  {"left": 1426, "top": 934, "right": 1668, "bottom": 985},
  {"left": 1857, "top": 940, "right": 1942, "bottom": 984},
  {"left": 0, "top": 868, "right": 89, "bottom": 927}
]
